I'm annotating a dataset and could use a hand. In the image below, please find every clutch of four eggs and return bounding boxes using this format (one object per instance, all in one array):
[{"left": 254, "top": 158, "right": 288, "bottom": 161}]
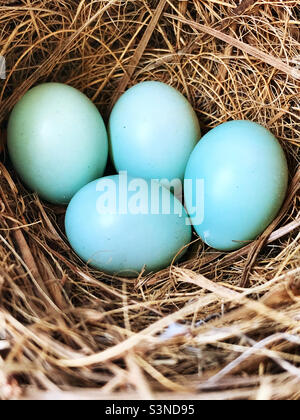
[{"left": 8, "top": 82, "right": 288, "bottom": 276}]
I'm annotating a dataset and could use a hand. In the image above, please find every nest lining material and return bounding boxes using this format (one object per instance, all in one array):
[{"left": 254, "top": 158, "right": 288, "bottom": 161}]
[{"left": 0, "top": 0, "right": 299, "bottom": 400}]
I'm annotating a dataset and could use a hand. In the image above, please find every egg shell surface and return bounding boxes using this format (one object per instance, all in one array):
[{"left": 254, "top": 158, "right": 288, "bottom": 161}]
[
  {"left": 109, "top": 81, "right": 201, "bottom": 182},
  {"left": 8, "top": 83, "right": 108, "bottom": 205},
  {"left": 184, "top": 120, "right": 289, "bottom": 251},
  {"left": 65, "top": 175, "right": 192, "bottom": 276}
]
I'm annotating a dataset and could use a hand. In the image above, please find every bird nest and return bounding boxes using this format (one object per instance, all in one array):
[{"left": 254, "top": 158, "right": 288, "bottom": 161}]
[{"left": 0, "top": 0, "right": 299, "bottom": 400}]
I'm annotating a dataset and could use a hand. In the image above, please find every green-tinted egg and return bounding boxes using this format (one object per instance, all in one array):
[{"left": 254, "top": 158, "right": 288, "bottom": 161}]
[{"left": 8, "top": 83, "right": 108, "bottom": 205}]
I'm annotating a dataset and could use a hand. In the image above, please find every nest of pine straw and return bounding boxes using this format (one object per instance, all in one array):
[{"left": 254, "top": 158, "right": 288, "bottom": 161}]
[{"left": 0, "top": 0, "right": 299, "bottom": 401}]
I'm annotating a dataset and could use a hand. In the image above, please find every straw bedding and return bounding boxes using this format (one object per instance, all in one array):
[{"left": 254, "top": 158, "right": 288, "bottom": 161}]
[{"left": 0, "top": 0, "right": 299, "bottom": 400}]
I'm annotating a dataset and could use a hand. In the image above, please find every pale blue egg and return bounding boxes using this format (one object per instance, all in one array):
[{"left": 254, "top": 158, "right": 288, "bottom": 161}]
[
  {"left": 184, "top": 121, "right": 289, "bottom": 251},
  {"left": 65, "top": 175, "right": 192, "bottom": 276},
  {"left": 8, "top": 83, "right": 108, "bottom": 205},
  {"left": 108, "top": 81, "right": 201, "bottom": 183}
]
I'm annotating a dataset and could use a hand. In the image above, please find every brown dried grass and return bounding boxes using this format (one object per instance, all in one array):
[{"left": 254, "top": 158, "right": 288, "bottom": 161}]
[{"left": 0, "top": 0, "right": 299, "bottom": 401}]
